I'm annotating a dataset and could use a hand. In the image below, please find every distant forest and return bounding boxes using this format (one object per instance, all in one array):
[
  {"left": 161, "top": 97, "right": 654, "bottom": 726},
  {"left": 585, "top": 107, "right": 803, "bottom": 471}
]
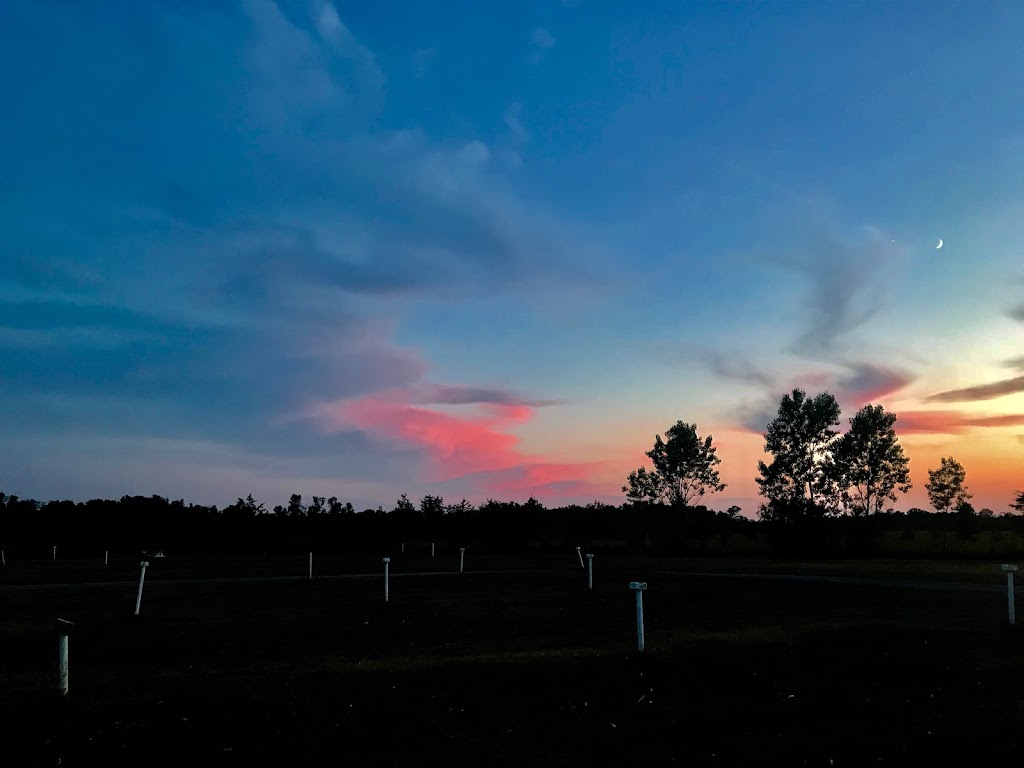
[
  {"left": 2, "top": 491, "right": 1023, "bottom": 560},
  {"left": 3, "top": 388, "right": 1022, "bottom": 558}
]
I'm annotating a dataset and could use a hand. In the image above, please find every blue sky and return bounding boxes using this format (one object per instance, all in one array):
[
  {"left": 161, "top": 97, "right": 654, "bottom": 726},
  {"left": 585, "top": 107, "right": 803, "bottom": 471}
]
[{"left": 2, "top": 1, "right": 1023, "bottom": 512}]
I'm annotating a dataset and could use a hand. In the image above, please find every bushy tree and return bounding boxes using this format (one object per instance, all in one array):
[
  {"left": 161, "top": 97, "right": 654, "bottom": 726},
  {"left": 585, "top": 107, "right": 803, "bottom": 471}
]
[
  {"left": 623, "top": 421, "right": 725, "bottom": 507},
  {"left": 756, "top": 389, "right": 841, "bottom": 517},
  {"left": 828, "top": 404, "right": 912, "bottom": 515},
  {"left": 287, "top": 493, "right": 305, "bottom": 517},
  {"left": 925, "top": 457, "right": 971, "bottom": 513},
  {"left": 420, "top": 494, "right": 445, "bottom": 520},
  {"left": 1012, "top": 491, "right": 1024, "bottom": 515}
]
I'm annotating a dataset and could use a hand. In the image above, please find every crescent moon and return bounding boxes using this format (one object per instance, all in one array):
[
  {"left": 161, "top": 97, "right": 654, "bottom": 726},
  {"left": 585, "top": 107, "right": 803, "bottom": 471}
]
[{"left": 936, "top": 239, "right": 943, "bottom": 249}]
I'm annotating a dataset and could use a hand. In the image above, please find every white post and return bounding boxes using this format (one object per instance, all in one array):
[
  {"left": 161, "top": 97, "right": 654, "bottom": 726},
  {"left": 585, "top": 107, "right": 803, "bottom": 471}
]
[
  {"left": 383, "top": 557, "right": 390, "bottom": 603},
  {"left": 587, "top": 554, "right": 594, "bottom": 590},
  {"left": 1, "top": 549, "right": 5, "bottom": 567},
  {"left": 576, "top": 546, "right": 584, "bottom": 569},
  {"left": 459, "top": 548, "right": 465, "bottom": 574},
  {"left": 58, "top": 634, "right": 69, "bottom": 696},
  {"left": 104, "top": 550, "right": 109, "bottom": 566},
  {"left": 55, "top": 619, "right": 73, "bottom": 698},
  {"left": 309, "top": 552, "right": 313, "bottom": 580},
  {"left": 401, "top": 542, "right": 405, "bottom": 554},
  {"left": 1003, "top": 564, "right": 1018, "bottom": 625},
  {"left": 630, "top": 581, "right": 648, "bottom": 652},
  {"left": 53, "top": 546, "right": 57, "bottom": 560},
  {"left": 431, "top": 542, "right": 435, "bottom": 558},
  {"left": 134, "top": 560, "right": 149, "bottom": 616}
]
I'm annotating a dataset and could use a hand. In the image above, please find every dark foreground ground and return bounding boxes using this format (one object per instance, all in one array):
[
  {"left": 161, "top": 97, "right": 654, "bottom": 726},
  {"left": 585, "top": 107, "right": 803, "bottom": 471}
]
[{"left": 3, "top": 553, "right": 1024, "bottom": 766}]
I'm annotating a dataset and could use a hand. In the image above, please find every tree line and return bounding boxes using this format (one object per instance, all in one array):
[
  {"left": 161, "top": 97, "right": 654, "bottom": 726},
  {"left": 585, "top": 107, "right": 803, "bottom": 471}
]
[{"left": 1, "top": 387, "right": 1022, "bottom": 557}]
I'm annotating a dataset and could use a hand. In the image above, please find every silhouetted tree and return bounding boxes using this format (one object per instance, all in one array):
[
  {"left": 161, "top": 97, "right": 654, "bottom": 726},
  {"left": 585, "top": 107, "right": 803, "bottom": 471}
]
[
  {"left": 287, "top": 494, "right": 305, "bottom": 517},
  {"left": 308, "top": 496, "right": 325, "bottom": 516},
  {"left": 420, "top": 494, "right": 445, "bottom": 521},
  {"left": 624, "top": 421, "right": 725, "bottom": 507},
  {"left": 1012, "top": 491, "right": 1024, "bottom": 515},
  {"left": 925, "top": 457, "right": 971, "bottom": 513},
  {"left": 756, "top": 389, "right": 841, "bottom": 518},
  {"left": 827, "top": 404, "right": 912, "bottom": 516}
]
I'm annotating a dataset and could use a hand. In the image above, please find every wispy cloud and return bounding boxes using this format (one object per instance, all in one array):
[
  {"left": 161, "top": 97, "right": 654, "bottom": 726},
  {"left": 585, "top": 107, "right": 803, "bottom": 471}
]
[
  {"left": 527, "top": 27, "right": 556, "bottom": 65},
  {"left": 834, "top": 363, "right": 914, "bottom": 406},
  {"left": 777, "top": 224, "right": 899, "bottom": 353},
  {"left": 896, "top": 410, "right": 1024, "bottom": 434},
  {"left": 504, "top": 102, "right": 529, "bottom": 145},
  {"left": 702, "top": 350, "right": 775, "bottom": 389},
  {"left": 301, "top": 391, "right": 606, "bottom": 501},
  {"left": 927, "top": 375, "right": 1024, "bottom": 403},
  {"left": 412, "top": 47, "right": 435, "bottom": 79}
]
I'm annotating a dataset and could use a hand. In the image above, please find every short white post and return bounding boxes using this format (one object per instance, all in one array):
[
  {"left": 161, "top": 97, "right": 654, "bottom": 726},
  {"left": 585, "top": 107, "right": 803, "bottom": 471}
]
[
  {"left": 401, "top": 542, "right": 405, "bottom": 554},
  {"left": 459, "top": 548, "right": 465, "bottom": 574},
  {"left": 104, "top": 550, "right": 109, "bottom": 566},
  {"left": 134, "top": 560, "right": 149, "bottom": 616},
  {"left": 309, "top": 552, "right": 313, "bottom": 580},
  {"left": 383, "top": 557, "right": 390, "bottom": 603},
  {"left": 53, "top": 546, "right": 57, "bottom": 561},
  {"left": 586, "top": 554, "right": 594, "bottom": 590},
  {"left": 431, "top": 542, "right": 435, "bottom": 558},
  {"left": 576, "top": 546, "right": 584, "bottom": 569},
  {"left": 630, "top": 581, "right": 648, "bottom": 652},
  {"left": 1, "top": 549, "right": 5, "bottom": 567},
  {"left": 1003, "top": 564, "right": 1018, "bottom": 625},
  {"left": 55, "top": 619, "right": 73, "bottom": 698}
]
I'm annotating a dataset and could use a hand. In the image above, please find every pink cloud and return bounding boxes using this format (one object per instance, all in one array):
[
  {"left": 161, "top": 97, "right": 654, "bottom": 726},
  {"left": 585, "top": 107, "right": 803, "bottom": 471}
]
[
  {"left": 896, "top": 410, "right": 1024, "bottom": 434},
  {"left": 307, "top": 392, "right": 608, "bottom": 497}
]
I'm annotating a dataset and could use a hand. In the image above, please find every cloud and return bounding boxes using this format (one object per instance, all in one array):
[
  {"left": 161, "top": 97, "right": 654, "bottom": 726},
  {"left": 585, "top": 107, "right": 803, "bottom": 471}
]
[
  {"left": 532, "top": 27, "right": 556, "bottom": 50},
  {"left": 780, "top": 225, "right": 898, "bottom": 353},
  {"left": 927, "top": 374, "right": 1024, "bottom": 403},
  {"left": 312, "top": 0, "right": 385, "bottom": 94},
  {"left": 412, "top": 384, "right": 566, "bottom": 408},
  {"left": 303, "top": 392, "right": 602, "bottom": 498},
  {"left": 504, "top": 102, "right": 529, "bottom": 145},
  {"left": 412, "top": 47, "right": 435, "bottom": 79},
  {"left": 1018, "top": 434, "right": 1024, "bottom": 445},
  {"left": 527, "top": 27, "right": 556, "bottom": 64},
  {"left": 702, "top": 350, "right": 775, "bottom": 389},
  {"left": 895, "top": 410, "right": 1024, "bottom": 434},
  {"left": 726, "top": 361, "right": 913, "bottom": 433},
  {"left": 834, "top": 363, "right": 914, "bottom": 406}
]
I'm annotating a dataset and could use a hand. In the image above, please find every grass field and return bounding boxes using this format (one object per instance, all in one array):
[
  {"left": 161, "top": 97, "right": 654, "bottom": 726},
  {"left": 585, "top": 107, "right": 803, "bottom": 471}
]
[{"left": 4, "top": 553, "right": 1024, "bottom": 766}]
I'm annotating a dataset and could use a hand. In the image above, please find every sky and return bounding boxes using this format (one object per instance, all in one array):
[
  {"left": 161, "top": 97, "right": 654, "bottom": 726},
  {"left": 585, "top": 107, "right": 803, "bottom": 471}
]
[{"left": 1, "top": 0, "right": 1022, "bottom": 515}]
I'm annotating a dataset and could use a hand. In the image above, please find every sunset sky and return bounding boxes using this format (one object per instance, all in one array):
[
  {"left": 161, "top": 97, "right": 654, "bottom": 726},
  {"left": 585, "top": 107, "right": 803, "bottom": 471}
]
[{"left": 1, "top": 1, "right": 1022, "bottom": 514}]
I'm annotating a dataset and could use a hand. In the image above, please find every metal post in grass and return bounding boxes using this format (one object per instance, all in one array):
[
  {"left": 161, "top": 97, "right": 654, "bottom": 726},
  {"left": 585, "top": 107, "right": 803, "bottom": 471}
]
[
  {"left": 587, "top": 554, "right": 594, "bottom": 590},
  {"left": 309, "top": 552, "right": 313, "bottom": 580},
  {"left": 431, "top": 542, "right": 435, "bottom": 558},
  {"left": 53, "top": 546, "right": 57, "bottom": 561},
  {"left": 576, "top": 546, "right": 584, "bottom": 569},
  {"left": 383, "top": 557, "right": 390, "bottom": 603},
  {"left": 104, "top": 550, "right": 109, "bottom": 566},
  {"left": 401, "top": 542, "right": 405, "bottom": 554},
  {"left": 54, "top": 619, "right": 74, "bottom": 698},
  {"left": 134, "top": 560, "right": 150, "bottom": 616},
  {"left": 1, "top": 549, "right": 5, "bottom": 567},
  {"left": 1003, "top": 564, "right": 1018, "bottom": 625},
  {"left": 459, "top": 548, "right": 465, "bottom": 574},
  {"left": 630, "top": 582, "right": 648, "bottom": 652}
]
